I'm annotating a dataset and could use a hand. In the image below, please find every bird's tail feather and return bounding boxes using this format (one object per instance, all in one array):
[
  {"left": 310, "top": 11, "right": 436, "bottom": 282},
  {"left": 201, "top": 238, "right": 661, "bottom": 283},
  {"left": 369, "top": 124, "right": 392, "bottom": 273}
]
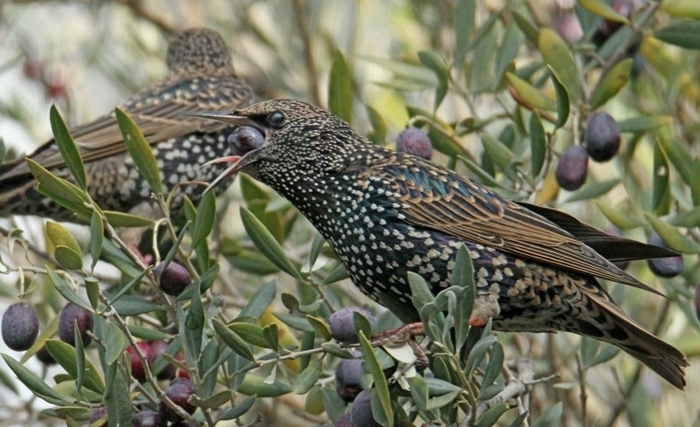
[{"left": 577, "top": 289, "right": 688, "bottom": 390}]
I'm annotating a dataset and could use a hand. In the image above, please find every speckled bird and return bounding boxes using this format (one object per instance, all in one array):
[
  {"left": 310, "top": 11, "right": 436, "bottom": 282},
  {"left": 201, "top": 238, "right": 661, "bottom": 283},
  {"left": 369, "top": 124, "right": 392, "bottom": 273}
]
[
  {"left": 0, "top": 28, "right": 255, "bottom": 220},
  {"left": 198, "top": 99, "right": 688, "bottom": 389}
]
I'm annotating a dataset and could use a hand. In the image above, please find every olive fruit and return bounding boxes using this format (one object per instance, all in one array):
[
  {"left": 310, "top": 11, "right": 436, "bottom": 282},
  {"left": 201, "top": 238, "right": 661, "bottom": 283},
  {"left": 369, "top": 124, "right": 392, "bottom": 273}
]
[
  {"left": 351, "top": 390, "right": 380, "bottom": 427},
  {"left": 2, "top": 302, "right": 39, "bottom": 351},
  {"left": 159, "top": 377, "right": 196, "bottom": 422},
  {"left": 58, "top": 303, "right": 94, "bottom": 346},
  {"left": 396, "top": 127, "right": 433, "bottom": 160},
  {"left": 335, "top": 413, "right": 353, "bottom": 427},
  {"left": 88, "top": 407, "right": 108, "bottom": 427},
  {"left": 35, "top": 345, "right": 56, "bottom": 365},
  {"left": 335, "top": 356, "right": 364, "bottom": 402},
  {"left": 126, "top": 341, "right": 155, "bottom": 381},
  {"left": 329, "top": 307, "right": 377, "bottom": 344},
  {"left": 154, "top": 261, "right": 192, "bottom": 296},
  {"left": 585, "top": 112, "right": 621, "bottom": 162},
  {"left": 646, "top": 233, "right": 683, "bottom": 278},
  {"left": 228, "top": 126, "right": 265, "bottom": 154},
  {"left": 556, "top": 145, "right": 589, "bottom": 191}
]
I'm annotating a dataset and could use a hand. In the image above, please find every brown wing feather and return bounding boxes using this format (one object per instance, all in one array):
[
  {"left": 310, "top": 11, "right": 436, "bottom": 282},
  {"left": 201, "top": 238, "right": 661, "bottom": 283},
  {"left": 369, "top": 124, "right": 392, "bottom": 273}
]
[
  {"left": 0, "top": 72, "right": 252, "bottom": 183},
  {"left": 370, "top": 157, "right": 661, "bottom": 295}
]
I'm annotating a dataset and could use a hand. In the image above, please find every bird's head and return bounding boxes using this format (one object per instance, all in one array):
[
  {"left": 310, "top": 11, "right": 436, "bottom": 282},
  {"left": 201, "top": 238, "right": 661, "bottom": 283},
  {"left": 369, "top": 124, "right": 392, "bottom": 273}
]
[
  {"left": 194, "top": 99, "right": 365, "bottom": 193},
  {"left": 166, "top": 28, "right": 234, "bottom": 74}
]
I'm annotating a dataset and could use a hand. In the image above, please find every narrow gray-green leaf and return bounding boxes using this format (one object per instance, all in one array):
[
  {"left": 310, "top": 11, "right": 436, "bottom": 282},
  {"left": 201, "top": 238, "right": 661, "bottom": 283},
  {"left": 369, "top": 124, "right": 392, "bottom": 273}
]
[
  {"left": 328, "top": 50, "right": 353, "bottom": 123},
  {"left": 212, "top": 318, "right": 255, "bottom": 361},
  {"left": 89, "top": 212, "right": 103, "bottom": 271},
  {"left": 475, "top": 402, "right": 510, "bottom": 427},
  {"left": 481, "top": 342, "right": 504, "bottom": 390},
  {"left": 529, "top": 112, "right": 546, "bottom": 177},
  {"left": 359, "top": 331, "right": 394, "bottom": 427},
  {"left": 418, "top": 51, "right": 449, "bottom": 109},
  {"left": 237, "top": 373, "right": 292, "bottom": 397},
  {"left": 564, "top": 179, "right": 620, "bottom": 203},
  {"left": 481, "top": 133, "right": 514, "bottom": 169},
  {"left": 239, "top": 280, "right": 277, "bottom": 321},
  {"left": 2, "top": 354, "right": 68, "bottom": 405},
  {"left": 27, "top": 159, "right": 91, "bottom": 218},
  {"left": 408, "top": 271, "right": 435, "bottom": 312},
  {"left": 646, "top": 213, "right": 700, "bottom": 254},
  {"left": 105, "top": 365, "right": 132, "bottom": 427},
  {"left": 50, "top": 105, "right": 87, "bottom": 190},
  {"left": 291, "top": 359, "right": 322, "bottom": 394},
  {"left": 551, "top": 72, "right": 570, "bottom": 129},
  {"left": 493, "top": 23, "right": 523, "bottom": 85},
  {"left": 228, "top": 323, "right": 270, "bottom": 348},
  {"left": 539, "top": 29, "right": 581, "bottom": 102},
  {"left": 452, "top": 245, "right": 475, "bottom": 351},
  {"left": 104, "top": 322, "right": 127, "bottom": 365},
  {"left": 306, "top": 233, "right": 326, "bottom": 272},
  {"left": 73, "top": 323, "right": 86, "bottom": 393},
  {"left": 46, "top": 339, "right": 104, "bottom": 393},
  {"left": 103, "top": 211, "right": 154, "bottom": 227},
  {"left": 465, "top": 335, "right": 497, "bottom": 376},
  {"left": 45, "top": 266, "right": 90, "bottom": 310},
  {"left": 241, "top": 207, "right": 301, "bottom": 280},
  {"left": 454, "top": 0, "right": 476, "bottom": 66},
  {"left": 115, "top": 107, "right": 163, "bottom": 194},
  {"left": 532, "top": 402, "right": 563, "bottom": 427},
  {"left": 192, "top": 190, "right": 216, "bottom": 249},
  {"left": 590, "top": 58, "right": 633, "bottom": 110},
  {"left": 655, "top": 20, "right": 700, "bottom": 50}
]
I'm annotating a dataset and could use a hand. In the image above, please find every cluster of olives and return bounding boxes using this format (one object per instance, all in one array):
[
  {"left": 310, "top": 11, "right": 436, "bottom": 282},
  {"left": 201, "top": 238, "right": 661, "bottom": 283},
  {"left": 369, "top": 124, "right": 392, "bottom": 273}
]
[
  {"left": 326, "top": 307, "right": 384, "bottom": 427},
  {"left": 556, "top": 112, "right": 621, "bottom": 191},
  {"left": 2, "top": 302, "right": 92, "bottom": 354}
]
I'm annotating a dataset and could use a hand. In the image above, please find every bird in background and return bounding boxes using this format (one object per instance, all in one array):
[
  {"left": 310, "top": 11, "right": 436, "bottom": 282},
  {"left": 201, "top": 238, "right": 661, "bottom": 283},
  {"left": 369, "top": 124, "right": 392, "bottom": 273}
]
[
  {"left": 0, "top": 27, "right": 255, "bottom": 222},
  {"left": 197, "top": 98, "right": 688, "bottom": 389}
]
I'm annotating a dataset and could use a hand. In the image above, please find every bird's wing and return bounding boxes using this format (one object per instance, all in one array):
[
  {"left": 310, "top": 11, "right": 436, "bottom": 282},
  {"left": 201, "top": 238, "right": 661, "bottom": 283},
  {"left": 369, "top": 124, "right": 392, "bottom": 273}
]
[
  {"left": 370, "top": 158, "right": 661, "bottom": 294},
  {"left": 515, "top": 202, "right": 678, "bottom": 261},
  {"left": 0, "top": 74, "right": 253, "bottom": 181}
]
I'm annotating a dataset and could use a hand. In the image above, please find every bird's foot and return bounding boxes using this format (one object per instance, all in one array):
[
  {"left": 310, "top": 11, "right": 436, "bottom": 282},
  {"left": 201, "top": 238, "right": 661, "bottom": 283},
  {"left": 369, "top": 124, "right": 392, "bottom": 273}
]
[
  {"left": 370, "top": 321, "right": 424, "bottom": 346},
  {"left": 370, "top": 322, "right": 430, "bottom": 370}
]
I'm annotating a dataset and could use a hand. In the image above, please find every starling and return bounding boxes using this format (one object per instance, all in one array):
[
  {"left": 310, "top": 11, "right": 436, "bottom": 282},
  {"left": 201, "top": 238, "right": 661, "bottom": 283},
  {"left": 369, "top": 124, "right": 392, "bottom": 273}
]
[
  {"left": 198, "top": 99, "right": 688, "bottom": 389},
  {"left": 0, "top": 28, "right": 255, "bottom": 221}
]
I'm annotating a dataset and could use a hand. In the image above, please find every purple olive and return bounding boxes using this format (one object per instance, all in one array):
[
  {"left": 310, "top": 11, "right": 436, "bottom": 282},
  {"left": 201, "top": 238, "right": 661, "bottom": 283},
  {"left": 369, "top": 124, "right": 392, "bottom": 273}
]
[
  {"left": 329, "top": 307, "right": 377, "bottom": 344},
  {"left": 351, "top": 390, "right": 380, "bottom": 427},
  {"left": 58, "top": 303, "right": 94, "bottom": 346},
  {"left": 154, "top": 261, "right": 192, "bottom": 296},
  {"left": 35, "top": 345, "right": 56, "bottom": 365},
  {"left": 646, "top": 232, "right": 683, "bottom": 278},
  {"left": 396, "top": 127, "right": 433, "bottom": 160},
  {"left": 335, "top": 356, "right": 364, "bottom": 402},
  {"left": 556, "top": 145, "right": 589, "bottom": 191},
  {"left": 2, "top": 302, "right": 39, "bottom": 351},
  {"left": 89, "top": 407, "right": 108, "bottom": 427},
  {"left": 159, "top": 377, "right": 196, "bottom": 422},
  {"left": 585, "top": 112, "right": 621, "bottom": 162},
  {"left": 335, "top": 413, "right": 353, "bottom": 427},
  {"left": 228, "top": 126, "right": 265, "bottom": 154}
]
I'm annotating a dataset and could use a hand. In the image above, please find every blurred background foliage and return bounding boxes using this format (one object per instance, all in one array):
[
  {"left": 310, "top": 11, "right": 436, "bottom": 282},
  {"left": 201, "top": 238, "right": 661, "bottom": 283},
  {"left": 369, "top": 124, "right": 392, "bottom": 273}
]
[{"left": 0, "top": 0, "right": 699, "bottom": 426}]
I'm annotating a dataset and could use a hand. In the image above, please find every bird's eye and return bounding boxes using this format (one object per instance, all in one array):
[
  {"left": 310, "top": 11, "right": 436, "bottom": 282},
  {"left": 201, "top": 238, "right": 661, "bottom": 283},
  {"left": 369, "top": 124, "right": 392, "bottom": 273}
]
[{"left": 266, "top": 111, "right": 286, "bottom": 127}]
